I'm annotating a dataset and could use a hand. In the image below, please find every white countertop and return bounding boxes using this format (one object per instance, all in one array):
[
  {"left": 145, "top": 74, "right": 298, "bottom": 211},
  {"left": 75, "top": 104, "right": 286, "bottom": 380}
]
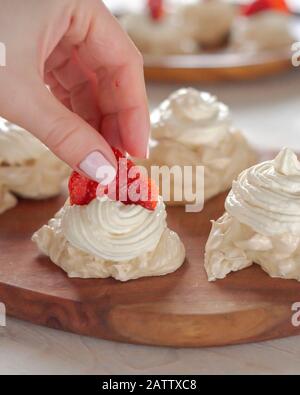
[{"left": 1, "top": 69, "right": 300, "bottom": 375}]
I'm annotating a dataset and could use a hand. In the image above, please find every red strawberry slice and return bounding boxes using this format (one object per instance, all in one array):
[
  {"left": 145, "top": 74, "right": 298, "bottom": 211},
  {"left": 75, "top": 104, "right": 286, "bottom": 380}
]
[
  {"left": 148, "top": 0, "right": 164, "bottom": 21},
  {"left": 242, "top": 0, "right": 289, "bottom": 16},
  {"left": 137, "top": 178, "right": 159, "bottom": 211},
  {"left": 69, "top": 171, "right": 98, "bottom": 206},
  {"left": 270, "top": 0, "right": 289, "bottom": 12},
  {"left": 69, "top": 148, "right": 158, "bottom": 211},
  {"left": 242, "top": 0, "right": 270, "bottom": 16}
]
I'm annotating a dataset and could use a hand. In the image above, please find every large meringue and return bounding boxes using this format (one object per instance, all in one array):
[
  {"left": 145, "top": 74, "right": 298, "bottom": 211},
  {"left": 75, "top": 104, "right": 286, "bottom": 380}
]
[
  {"left": 205, "top": 148, "right": 300, "bottom": 282},
  {"left": 140, "top": 88, "right": 256, "bottom": 206},
  {"left": 32, "top": 196, "right": 185, "bottom": 281}
]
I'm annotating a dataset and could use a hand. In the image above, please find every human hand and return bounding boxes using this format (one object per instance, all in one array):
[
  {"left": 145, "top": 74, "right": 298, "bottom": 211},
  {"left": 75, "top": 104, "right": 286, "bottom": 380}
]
[{"left": 0, "top": 0, "right": 150, "bottom": 181}]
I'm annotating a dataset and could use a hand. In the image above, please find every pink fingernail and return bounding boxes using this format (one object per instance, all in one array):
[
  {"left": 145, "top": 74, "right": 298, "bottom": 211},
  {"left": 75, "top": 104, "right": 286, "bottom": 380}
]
[{"left": 79, "top": 151, "right": 116, "bottom": 185}]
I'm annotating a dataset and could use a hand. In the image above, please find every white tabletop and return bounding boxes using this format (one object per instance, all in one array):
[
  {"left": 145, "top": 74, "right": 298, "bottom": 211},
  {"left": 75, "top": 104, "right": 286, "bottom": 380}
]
[{"left": 1, "top": 70, "right": 300, "bottom": 375}]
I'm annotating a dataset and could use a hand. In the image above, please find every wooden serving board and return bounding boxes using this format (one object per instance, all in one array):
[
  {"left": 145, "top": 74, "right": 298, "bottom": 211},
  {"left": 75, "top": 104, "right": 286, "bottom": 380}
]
[
  {"left": 144, "top": 51, "right": 294, "bottom": 83},
  {"left": 1, "top": 152, "right": 300, "bottom": 347}
]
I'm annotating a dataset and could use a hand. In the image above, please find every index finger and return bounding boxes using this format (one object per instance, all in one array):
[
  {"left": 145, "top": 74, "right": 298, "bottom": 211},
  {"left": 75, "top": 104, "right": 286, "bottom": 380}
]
[{"left": 72, "top": 1, "right": 150, "bottom": 158}]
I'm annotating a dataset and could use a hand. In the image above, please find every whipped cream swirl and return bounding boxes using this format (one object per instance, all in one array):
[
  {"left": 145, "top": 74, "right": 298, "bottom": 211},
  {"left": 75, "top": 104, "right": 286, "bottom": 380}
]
[
  {"left": 151, "top": 88, "right": 232, "bottom": 148},
  {"left": 226, "top": 148, "right": 300, "bottom": 237},
  {"left": 33, "top": 197, "right": 185, "bottom": 280},
  {"left": 139, "top": 88, "right": 256, "bottom": 205},
  {"left": 61, "top": 196, "right": 167, "bottom": 262}
]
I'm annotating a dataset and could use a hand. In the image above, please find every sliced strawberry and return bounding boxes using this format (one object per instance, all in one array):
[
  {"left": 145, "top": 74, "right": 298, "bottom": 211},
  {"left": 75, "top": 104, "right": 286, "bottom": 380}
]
[
  {"left": 242, "top": 0, "right": 289, "bottom": 16},
  {"left": 148, "top": 0, "right": 164, "bottom": 21},
  {"left": 111, "top": 146, "right": 124, "bottom": 161},
  {"left": 137, "top": 178, "right": 159, "bottom": 211},
  {"left": 270, "top": 0, "right": 289, "bottom": 12},
  {"left": 69, "top": 171, "right": 98, "bottom": 206},
  {"left": 112, "top": 149, "right": 158, "bottom": 210},
  {"left": 242, "top": 0, "right": 271, "bottom": 16},
  {"left": 69, "top": 148, "right": 158, "bottom": 211}
]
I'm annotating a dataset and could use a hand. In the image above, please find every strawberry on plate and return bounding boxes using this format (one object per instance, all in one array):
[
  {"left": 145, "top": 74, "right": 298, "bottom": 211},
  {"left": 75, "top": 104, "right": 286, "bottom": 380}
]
[
  {"left": 69, "top": 148, "right": 158, "bottom": 211},
  {"left": 69, "top": 171, "right": 98, "bottom": 206},
  {"left": 148, "top": 0, "right": 164, "bottom": 21},
  {"left": 242, "top": 0, "right": 290, "bottom": 16}
]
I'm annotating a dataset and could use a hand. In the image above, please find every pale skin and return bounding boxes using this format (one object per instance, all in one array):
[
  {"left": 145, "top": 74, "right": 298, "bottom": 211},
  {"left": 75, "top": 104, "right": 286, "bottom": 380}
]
[{"left": 0, "top": 0, "right": 150, "bottom": 178}]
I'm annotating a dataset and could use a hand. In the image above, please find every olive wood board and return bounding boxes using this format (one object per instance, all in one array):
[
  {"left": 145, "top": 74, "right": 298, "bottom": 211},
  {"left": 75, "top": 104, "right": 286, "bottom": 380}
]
[{"left": 0, "top": 150, "right": 300, "bottom": 347}]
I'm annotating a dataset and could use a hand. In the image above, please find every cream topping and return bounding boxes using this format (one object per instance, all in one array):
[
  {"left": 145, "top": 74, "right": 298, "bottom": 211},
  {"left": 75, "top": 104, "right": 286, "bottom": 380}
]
[
  {"left": 151, "top": 88, "right": 232, "bottom": 148},
  {"left": 139, "top": 88, "right": 256, "bottom": 205},
  {"left": 32, "top": 198, "right": 185, "bottom": 281},
  {"left": 61, "top": 196, "right": 167, "bottom": 262},
  {"left": 205, "top": 149, "right": 300, "bottom": 282},
  {"left": 226, "top": 148, "right": 300, "bottom": 237}
]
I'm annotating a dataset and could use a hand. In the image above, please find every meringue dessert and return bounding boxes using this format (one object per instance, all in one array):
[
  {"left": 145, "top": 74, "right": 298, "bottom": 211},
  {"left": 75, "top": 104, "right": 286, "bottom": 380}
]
[
  {"left": 0, "top": 122, "right": 70, "bottom": 213},
  {"left": 33, "top": 150, "right": 185, "bottom": 281},
  {"left": 141, "top": 88, "right": 256, "bottom": 206},
  {"left": 233, "top": 10, "right": 293, "bottom": 51},
  {"left": 121, "top": 11, "right": 197, "bottom": 55},
  {"left": 0, "top": 182, "right": 17, "bottom": 215},
  {"left": 181, "top": 0, "right": 236, "bottom": 49},
  {"left": 205, "top": 148, "right": 300, "bottom": 282}
]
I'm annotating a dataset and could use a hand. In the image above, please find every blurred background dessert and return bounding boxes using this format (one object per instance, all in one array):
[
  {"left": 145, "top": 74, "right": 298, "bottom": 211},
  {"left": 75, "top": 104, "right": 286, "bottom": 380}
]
[
  {"left": 118, "top": 0, "right": 298, "bottom": 55},
  {"left": 120, "top": 1, "right": 198, "bottom": 54},
  {"left": 232, "top": 0, "right": 294, "bottom": 51},
  {"left": 181, "top": 0, "right": 236, "bottom": 50}
]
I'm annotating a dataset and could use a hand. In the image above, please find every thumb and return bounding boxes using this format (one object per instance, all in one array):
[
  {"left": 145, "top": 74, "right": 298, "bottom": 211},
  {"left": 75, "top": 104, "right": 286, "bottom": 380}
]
[{"left": 14, "top": 83, "right": 117, "bottom": 184}]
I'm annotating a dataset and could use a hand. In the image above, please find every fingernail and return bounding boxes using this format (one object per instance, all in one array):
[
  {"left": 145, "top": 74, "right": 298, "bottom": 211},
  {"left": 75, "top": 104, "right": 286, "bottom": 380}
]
[{"left": 79, "top": 151, "right": 116, "bottom": 185}]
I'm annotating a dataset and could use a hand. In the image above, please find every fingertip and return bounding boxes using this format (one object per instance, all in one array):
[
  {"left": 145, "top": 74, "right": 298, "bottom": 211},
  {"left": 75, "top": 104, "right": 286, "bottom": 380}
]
[
  {"left": 119, "top": 106, "right": 150, "bottom": 158},
  {"left": 101, "top": 113, "right": 125, "bottom": 153}
]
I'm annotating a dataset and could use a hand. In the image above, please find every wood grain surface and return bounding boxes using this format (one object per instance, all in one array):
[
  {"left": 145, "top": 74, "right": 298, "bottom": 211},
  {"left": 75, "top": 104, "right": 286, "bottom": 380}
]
[
  {"left": 145, "top": 58, "right": 293, "bottom": 83},
  {"left": 0, "top": 151, "right": 300, "bottom": 348}
]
